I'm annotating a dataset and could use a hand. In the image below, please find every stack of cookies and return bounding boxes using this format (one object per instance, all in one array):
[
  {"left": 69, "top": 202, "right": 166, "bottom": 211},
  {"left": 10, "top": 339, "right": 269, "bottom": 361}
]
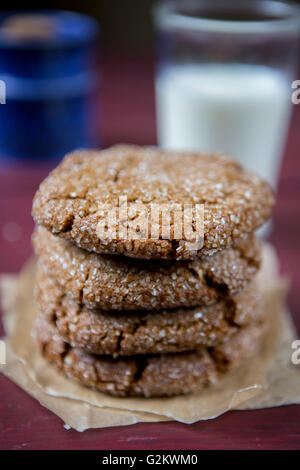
[{"left": 32, "top": 145, "right": 274, "bottom": 397}]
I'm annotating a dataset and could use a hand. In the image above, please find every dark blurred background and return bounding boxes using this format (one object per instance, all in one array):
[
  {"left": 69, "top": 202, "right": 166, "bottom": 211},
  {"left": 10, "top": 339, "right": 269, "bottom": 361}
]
[
  {"left": 1, "top": 1, "right": 157, "bottom": 53},
  {"left": 0, "top": 0, "right": 299, "bottom": 148},
  {"left": 2, "top": 0, "right": 300, "bottom": 52}
]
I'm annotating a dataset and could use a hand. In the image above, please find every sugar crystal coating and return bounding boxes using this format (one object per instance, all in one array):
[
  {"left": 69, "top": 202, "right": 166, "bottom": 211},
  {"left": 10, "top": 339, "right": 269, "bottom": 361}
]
[
  {"left": 35, "top": 310, "right": 266, "bottom": 397},
  {"left": 35, "top": 261, "right": 265, "bottom": 356},
  {"left": 32, "top": 144, "right": 274, "bottom": 260},
  {"left": 33, "top": 225, "right": 261, "bottom": 311}
]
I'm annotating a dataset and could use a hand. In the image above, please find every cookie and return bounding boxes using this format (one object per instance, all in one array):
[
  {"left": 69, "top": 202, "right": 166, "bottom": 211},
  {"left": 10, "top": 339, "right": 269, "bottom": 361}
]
[
  {"left": 35, "top": 261, "right": 265, "bottom": 356},
  {"left": 35, "top": 312, "right": 266, "bottom": 397},
  {"left": 32, "top": 144, "right": 274, "bottom": 260},
  {"left": 33, "top": 226, "right": 261, "bottom": 311}
]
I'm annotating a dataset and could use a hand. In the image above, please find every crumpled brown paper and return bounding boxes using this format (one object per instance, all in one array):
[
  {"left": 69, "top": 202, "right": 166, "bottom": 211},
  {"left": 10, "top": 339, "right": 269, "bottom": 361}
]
[{"left": 1, "top": 243, "right": 300, "bottom": 431}]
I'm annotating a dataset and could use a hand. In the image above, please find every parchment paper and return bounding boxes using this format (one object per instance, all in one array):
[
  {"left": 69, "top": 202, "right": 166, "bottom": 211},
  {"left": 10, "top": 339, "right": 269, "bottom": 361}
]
[{"left": 1, "top": 243, "right": 299, "bottom": 431}]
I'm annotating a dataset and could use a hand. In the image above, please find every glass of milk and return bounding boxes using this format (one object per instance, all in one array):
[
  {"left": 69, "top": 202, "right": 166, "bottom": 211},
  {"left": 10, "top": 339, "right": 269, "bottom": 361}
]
[{"left": 154, "top": 0, "right": 300, "bottom": 189}]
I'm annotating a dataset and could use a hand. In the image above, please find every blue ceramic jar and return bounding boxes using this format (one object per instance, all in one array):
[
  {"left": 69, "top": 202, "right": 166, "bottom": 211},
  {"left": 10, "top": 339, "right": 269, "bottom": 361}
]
[{"left": 0, "top": 10, "right": 99, "bottom": 162}]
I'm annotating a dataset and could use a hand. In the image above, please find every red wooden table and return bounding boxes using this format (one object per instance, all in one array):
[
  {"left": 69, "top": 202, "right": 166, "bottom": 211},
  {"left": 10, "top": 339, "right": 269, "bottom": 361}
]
[{"left": 0, "top": 55, "right": 300, "bottom": 450}]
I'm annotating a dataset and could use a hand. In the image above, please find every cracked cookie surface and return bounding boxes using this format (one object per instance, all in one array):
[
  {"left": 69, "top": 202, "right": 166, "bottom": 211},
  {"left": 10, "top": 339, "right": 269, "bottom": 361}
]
[
  {"left": 35, "top": 262, "right": 265, "bottom": 356},
  {"left": 32, "top": 144, "right": 274, "bottom": 260},
  {"left": 35, "top": 311, "right": 266, "bottom": 397},
  {"left": 33, "top": 226, "right": 261, "bottom": 311}
]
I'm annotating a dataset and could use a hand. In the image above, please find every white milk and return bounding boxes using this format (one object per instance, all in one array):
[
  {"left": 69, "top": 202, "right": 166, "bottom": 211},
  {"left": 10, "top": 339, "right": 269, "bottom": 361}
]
[{"left": 156, "top": 64, "right": 292, "bottom": 188}]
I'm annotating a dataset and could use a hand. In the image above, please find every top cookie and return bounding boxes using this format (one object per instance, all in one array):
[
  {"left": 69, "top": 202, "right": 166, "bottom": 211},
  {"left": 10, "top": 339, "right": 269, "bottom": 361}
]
[{"left": 32, "top": 144, "right": 274, "bottom": 260}]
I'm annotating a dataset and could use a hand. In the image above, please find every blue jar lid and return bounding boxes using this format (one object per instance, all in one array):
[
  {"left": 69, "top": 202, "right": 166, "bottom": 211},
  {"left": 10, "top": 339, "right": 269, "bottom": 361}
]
[{"left": 0, "top": 10, "right": 99, "bottom": 78}]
